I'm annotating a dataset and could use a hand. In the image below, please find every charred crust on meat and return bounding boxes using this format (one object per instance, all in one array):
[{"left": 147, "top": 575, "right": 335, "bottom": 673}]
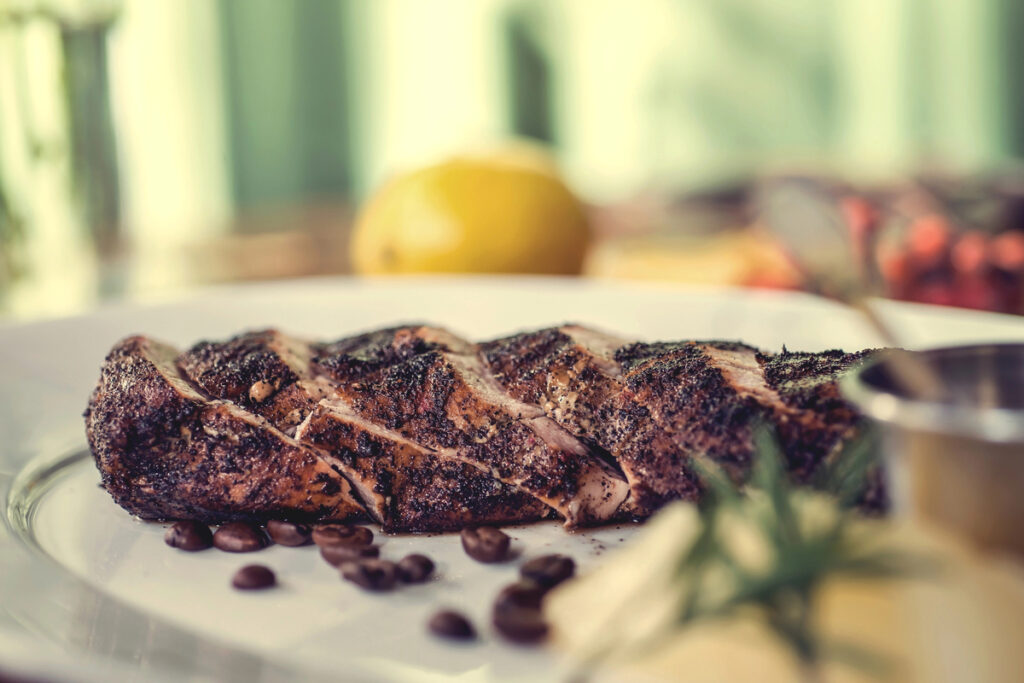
[
  {"left": 178, "top": 330, "right": 298, "bottom": 408},
  {"left": 298, "top": 403, "right": 551, "bottom": 532},
  {"left": 86, "top": 327, "right": 882, "bottom": 532},
  {"left": 86, "top": 336, "right": 363, "bottom": 524},
  {"left": 312, "top": 324, "right": 454, "bottom": 383},
  {"left": 757, "top": 348, "right": 876, "bottom": 483}
]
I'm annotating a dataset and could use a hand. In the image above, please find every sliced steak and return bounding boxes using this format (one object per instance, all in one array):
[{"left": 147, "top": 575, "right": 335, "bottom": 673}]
[
  {"left": 758, "top": 348, "right": 875, "bottom": 483},
  {"left": 602, "top": 340, "right": 874, "bottom": 516},
  {"left": 598, "top": 341, "right": 772, "bottom": 515},
  {"left": 484, "top": 330, "right": 778, "bottom": 516},
  {"left": 177, "top": 329, "right": 331, "bottom": 432},
  {"left": 313, "top": 324, "right": 473, "bottom": 384},
  {"left": 85, "top": 336, "right": 364, "bottom": 522},
  {"left": 86, "top": 325, "right": 878, "bottom": 531},
  {"left": 297, "top": 398, "right": 551, "bottom": 532},
  {"left": 179, "top": 325, "right": 561, "bottom": 530},
  {"left": 336, "top": 349, "right": 629, "bottom": 527},
  {"left": 481, "top": 325, "right": 630, "bottom": 439}
]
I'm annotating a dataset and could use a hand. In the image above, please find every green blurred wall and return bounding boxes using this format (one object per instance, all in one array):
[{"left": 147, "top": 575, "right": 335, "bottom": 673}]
[{"left": 216, "top": 0, "right": 353, "bottom": 212}]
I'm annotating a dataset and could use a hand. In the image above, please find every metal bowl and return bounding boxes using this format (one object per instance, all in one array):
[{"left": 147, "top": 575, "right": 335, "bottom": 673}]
[{"left": 844, "top": 344, "right": 1024, "bottom": 557}]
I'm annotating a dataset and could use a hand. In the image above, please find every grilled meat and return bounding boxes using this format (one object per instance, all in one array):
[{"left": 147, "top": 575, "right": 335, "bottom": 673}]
[
  {"left": 178, "top": 325, "right": 562, "bottom": 529},
  {"left": 178, "top": 329, "right": 332, "bottom": 432},
  {"left": 313, "top": 324, "right": 474, "bottom": 384},
  {"left": 298, "top": 398, "right": 551, "bottom": 532},
  {"left": 335, "top": 348, "right": 630, "bottom": 527},
  {"left": 483, "top": 331, "right": 779, "bottom": 513},
  {"left": 486, "top": 331, "right": 875, "bottom": 517},
  {"left": 595, "top": 341, "right": 770, "bottom": 514},
  {"left": 481, "top": 325, "right": 628, "bottom": 440},
  {"left": 84, "top": 336, "right": 364, "bottom": 523},
  {"left": 86, "top": 324, "right": 875, "bottom": 531},
  {"left": 757, "top": 348, "right": 886, "bottom": 511}
]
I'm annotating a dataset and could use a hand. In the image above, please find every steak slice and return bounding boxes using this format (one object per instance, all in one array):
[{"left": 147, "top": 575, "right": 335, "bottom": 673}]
[
  {"left": 758, "top": 348, "right": 876, "bottom": 484},
  {"left": 337, "top": 349, "right": 630, "bottom": 527},
  {"left": 177, "top": 329, "right": 332, "bottom": 432},
  {"left": 484, "top": 329, "right": 780, "bottom": 516},
  {"left": 600, "top": 341, "right": 775, "bottom": 516},
  {"left": 85, "top": 336, "right": 364, "bottom": 523},
  {"left": 297, "top": 398, "right": 551, "bottom": 532},
  {"left": 176, "top": 325, "right": 469, "bottom": 432},
  {"left": 178, "top": 325, "right": 560, "bottom": 531},
  {"left": 481, "top": 325, "right": 630, "bottom": 439},
  {"left": 602, "top": 340, "right": 874, "bottom": 516},
  {"left": 313, "top": 324, "right": 473, "bottom": 384}
]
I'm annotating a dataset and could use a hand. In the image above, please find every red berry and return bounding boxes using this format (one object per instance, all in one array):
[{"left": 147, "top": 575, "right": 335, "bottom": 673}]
[
  {"left": 951, "top": 232, "right": 988, "bottom": 274},
  {"left": 991, "top": 232, "right": 1024, "bottom": 271},
  {"left": 908, "top": 215, "right": 951, "bottom": 266}
]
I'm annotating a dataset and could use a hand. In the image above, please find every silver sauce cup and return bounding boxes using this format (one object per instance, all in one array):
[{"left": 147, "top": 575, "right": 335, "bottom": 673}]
[{"left": 843, "top": 344, "right": 1024, "bottom": 558}]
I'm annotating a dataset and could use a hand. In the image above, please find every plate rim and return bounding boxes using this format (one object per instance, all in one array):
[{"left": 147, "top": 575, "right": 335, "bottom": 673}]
[{"left": 2, "top": 275, "right": 1023, "bottom": 682}]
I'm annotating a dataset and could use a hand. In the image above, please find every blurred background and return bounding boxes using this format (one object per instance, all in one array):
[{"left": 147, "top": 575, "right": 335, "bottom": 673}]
[{"left": 3, "top": 0, "right": 1024, "bottom": 320}]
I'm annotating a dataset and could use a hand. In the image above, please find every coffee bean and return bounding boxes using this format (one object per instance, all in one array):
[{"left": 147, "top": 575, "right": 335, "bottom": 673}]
[
  {"left": 397, "top": 554, "right": 435, "bottom": 583},
  {"left": 428, "top": 610, "right": 476, "bottom": 640},
  {"left": 312, "top": 524, "right": 373, "bottom": 548},
  {"left": 320, "top": 543, "right": 379, "bottom": 567},
  {"left": 494, "top": 581, "right": 545, "bottom": 612},
  {"left": 164, "top": 520, "right": 213, "bottom": 551},
  {"left": 492, "top": 607, "right": 548, "bottom": 644},
  {"left": 520, "top": 554, "right": 575, "bottom": 589},
  {"left": 232, "top": 564, "right": 276, "bottom": 590},
  {"left": 460, "top": 526, "right": 510, "bottom": 563},
  {"left": 266, "top": 520, "right": 311, "bottom": 547},
  {"left": 213, "top": 522, "right": 267, "bottom": 553},
  {"left": 340, "top": 559, "right": 398, "bottom": 591}
]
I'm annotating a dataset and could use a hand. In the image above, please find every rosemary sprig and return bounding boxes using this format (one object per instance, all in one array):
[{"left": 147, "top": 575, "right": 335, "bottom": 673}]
[
  {"left": 563, "top": 425, "right": 923, "bottom": 683},
  {"left": 678, "top": 424, "right": 920, "bottom": 681}
]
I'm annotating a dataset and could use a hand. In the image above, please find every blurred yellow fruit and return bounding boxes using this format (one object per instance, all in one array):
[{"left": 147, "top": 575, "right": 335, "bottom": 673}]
[{"left": 351, "top": 150, "right": 590, "bottom": 275}]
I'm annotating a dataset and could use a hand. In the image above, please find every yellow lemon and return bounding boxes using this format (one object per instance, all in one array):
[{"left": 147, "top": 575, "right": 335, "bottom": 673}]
[{"left": 351, "top": 150, "right": 590, "bottom": 275}]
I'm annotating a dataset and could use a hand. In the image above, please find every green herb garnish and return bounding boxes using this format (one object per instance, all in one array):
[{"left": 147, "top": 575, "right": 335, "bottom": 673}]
[{"left": 572, "top": 425, "right": 923, "bottom": 682}]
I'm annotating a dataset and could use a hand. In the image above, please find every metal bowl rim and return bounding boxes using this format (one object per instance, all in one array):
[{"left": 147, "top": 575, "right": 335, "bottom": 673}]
[{"left": 841, "top": 343, "right": 1024, "bottom": 444}]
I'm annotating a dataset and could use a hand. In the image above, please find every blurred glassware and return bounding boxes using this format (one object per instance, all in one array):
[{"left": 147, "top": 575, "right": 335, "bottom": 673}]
[
  {"left": 845, "top": 344, "right": 1024, "bottom": 559},
  {"left": 0, "top": 0, "right": 122, "bottom": 310}
]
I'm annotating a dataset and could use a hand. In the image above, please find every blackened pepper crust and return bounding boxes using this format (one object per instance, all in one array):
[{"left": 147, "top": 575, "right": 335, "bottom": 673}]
[
  {"left": 758, "top": 348, "right": 886, "bottom": 511},
  {"left": 85, "top": 336, "right": 364, "bottom": 523},
  {"left": 178, "top": 330, "right": 299, "bottom": 408},
  {"left": 481, "top": 326, "right": 628, "bottom": 442},
  {"left": 600, "top": 343, "right": 767, "bottom": 515},
  {"left": 336, "top": 348, "right": 629, "bottom": 527},
  {"left": 299, "top": 403, "right": 552, "bottom": 532},
  {"left": 312, "top": 324, "right": 471, "bottom": 384},
  {"left": 85, "top": 327, "right": 881, "bottom": 532}
]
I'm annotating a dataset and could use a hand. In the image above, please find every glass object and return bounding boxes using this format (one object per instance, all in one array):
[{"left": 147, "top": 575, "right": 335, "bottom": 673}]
[{"left": 0, "top": 0, "right": 121, "bottom": 313}]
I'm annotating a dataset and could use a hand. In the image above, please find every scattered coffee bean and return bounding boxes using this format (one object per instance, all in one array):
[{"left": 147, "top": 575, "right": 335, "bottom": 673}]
[
  {"left": 460, "top": 526, "right": 510, "bottom": 563},
  {"left": 320, "top": 543, "right": 380, "bottom": 567},
  {"left": 231, "top": 564, "right": 276, "bottom": 590},
  {"left": 520, "top": 554, "right": 575, "bottom": 589},
  {"left": 312, "top": 523, "right": 374, "bottom": 548},
  {"left": 494, "top": 581, "right": 545, "bottom": 612},
  {"left": 397, "top": 554, "right": 435, "bottom": 583},
  {"left": 164, "top": 520, "right": 213, "bottom": 551},
  {"left": 492, "top": 607, "right": 548, "bottom": 644},
  {"left": 213, "top": 522, "right": 267, "bottom": 553},
  {"left": 428, "top": 610, "right": 476, "bottom": 640},
  {"left": 266, "top": 520, "right": 312, "bottom": 547},
  {"left": 340, "top": 559, "right": 398, "bottom": 591}
]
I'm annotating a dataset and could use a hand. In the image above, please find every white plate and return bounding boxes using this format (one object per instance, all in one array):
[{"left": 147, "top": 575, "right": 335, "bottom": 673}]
[{"left": 2, "top": 275, "right": 1023, "bottom": 683}]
